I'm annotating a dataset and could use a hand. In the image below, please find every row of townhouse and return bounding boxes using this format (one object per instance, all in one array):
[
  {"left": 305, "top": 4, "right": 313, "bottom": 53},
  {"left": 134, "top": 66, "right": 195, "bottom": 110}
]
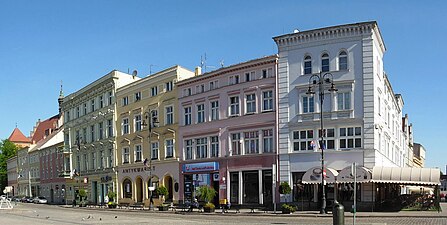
[{"left": 7, "top": 21, "right": 435, "bottom": 211}]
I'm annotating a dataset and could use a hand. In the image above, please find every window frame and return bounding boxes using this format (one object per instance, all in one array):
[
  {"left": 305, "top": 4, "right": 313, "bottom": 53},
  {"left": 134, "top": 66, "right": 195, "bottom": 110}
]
[
  {"left": 262, "top": 90, "right": 273, "bottom": 112},
  {"left": 338, "top": 51, "right": 348, "bottom": 70},
  {"left": 245, "top": 93, "right": 256, "bottom": 114},
  {"left": 321, "top": 53, "right": 330, "bottom": 72},
  {"left": 304, "top": 55, "right": 312, "bottom": 75}
]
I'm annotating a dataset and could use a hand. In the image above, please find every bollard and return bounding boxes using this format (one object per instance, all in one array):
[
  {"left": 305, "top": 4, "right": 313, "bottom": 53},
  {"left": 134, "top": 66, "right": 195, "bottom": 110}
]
[{"left": 332, "top": 202, "right": 345, "bottom": 225}]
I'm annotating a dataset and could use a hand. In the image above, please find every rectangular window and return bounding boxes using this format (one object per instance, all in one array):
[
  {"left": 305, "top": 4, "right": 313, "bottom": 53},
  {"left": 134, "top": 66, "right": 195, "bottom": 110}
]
[
  {"left": 166, "top": 81, "right": 173, "bottom": 92},
  {"left": 91, "top": 152, "right": 96, "bottom": 170},
  {"left": 210, "top": 136, "right": 219, "bottom": 157},
  {"left": 303, "top": 96, "right": 314, "bottom": 113},
  {"left": 108, "top": 148, "right": 113, "bottom": 168},
  {"left": 122, "top": 97, "right": 129, "bottom": 106},
  {"left": 293, "top": 130, "right": 314, "bottom": 151},
  {"left": 184, "top": 88, "right": 192, "bottom": 97},
  {"left": 230, "top": 96, "right": 240, "bottom": 116},
  {"left": 262, "top": 90, "right": 273, "bottom": 111},
  {"left": 98, "top": 122, "right": 103, "bottom": 140},
  {"left": 244, "top": 131, "right": 259, "bottom": 154},
  {"left": 318, "top": 128, "right": 335, "bottom": 150},
  {"left": 263, "top": 129, "right": 274, "bottom": 153},
  {"left": 82, "top": 127, "right": 87, "bottom": 144},
  {"left": 151, "top": 86, "right": 158, "bottom": 96},
  {"left": 210, "top": 101, "right": 219, "bottom": 121},
  {"left": 134, "top": 92, "right": 141, "bottom": 102},
  {"left": 197, "top": 104, "right": 205, "bottom": 123},
  {"left": 76, "top": 155, "right": 80, "bottom": 172},
  {"left": 76, "top": 106, "right": 80, "bottom": 118},
  {"left": 151, "top": 142, "right": 159, "bottom": 160},
  {"left": 231, "top": 133, "right": 241, "bottom": 155},
  {"left": 337, "top": 92, "right": 351, "bottom": 110},
  {"left": 122, "top": 118, "right": 129, "bottom": 134},
  {"left": 166, "top": 106, "right": 173, "bottom": 125},
  {"left": 99, "top": 95, "right": 104, "bottom": 108},
  {"left": 83, "top": 154, "right": 88, "bottom": 171},
  {"left": 246, "top": 93, "right": 256, "bottom": 114},
  {"left": 90, "top": 125, "right": 95, "bottom": 142},
  {"left": 100, "top": 150, "right": 105, "bottom": 169},
  {"left": 166, "top": 139, "right": 174, "bottom": 158},
  {"left": 107, "top": 119, "right": 113, "bottom": 137},
  {"left": 123, "top": 147, "right": 129, "bottom": 163},
  {"left": 229, "top": 75, "right": 240, "bottom": 85},
  {"left": 91, "top": 99, "right": 95, "bottom": 112},
  {"left": 210, "top": 80, "right": 217, "bottom": 90},
  {"left": 262, "top": 69, "right": 268, "bottom": 78},
  {"left": 135, "top": 114, "right": 142, "bottom": 132},
  {"left": 135, "top": 145, "right": 142, "bottom": 162},
  {"left": 196, "top": 137, "right": 208, "bottom": 159},
  {"left": 83, "top": 103, "right": 87, "bottom": 115},
  {"left": 108, "top": 91, "right": 113, "bottom": 105},
  {"left": 339, "top": 127, "right": 362, "bottom": 149},
  {"left": 184, "top": 106, "right": 191, "bottom": 125},
  {"left": 304, "top": 60, "right": 312, "bottom": 74},
  {"left": 185, "top": 139, "right": 193, "bottom": 160}
]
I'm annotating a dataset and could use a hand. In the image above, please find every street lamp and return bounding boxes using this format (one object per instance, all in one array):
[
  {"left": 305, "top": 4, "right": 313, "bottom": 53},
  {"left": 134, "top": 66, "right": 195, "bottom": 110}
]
[
  {"left": 306, "top": 71, "right": 337, "bottom": 214},
  {"left": 142, "top": 109, "right": 159, "bottom": 210}
]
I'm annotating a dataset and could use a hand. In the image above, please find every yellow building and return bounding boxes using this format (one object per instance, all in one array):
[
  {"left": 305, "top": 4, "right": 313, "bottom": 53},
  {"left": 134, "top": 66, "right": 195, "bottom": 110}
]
[{"left": 116, "top": 65, "right": 194, "bottom": 204}]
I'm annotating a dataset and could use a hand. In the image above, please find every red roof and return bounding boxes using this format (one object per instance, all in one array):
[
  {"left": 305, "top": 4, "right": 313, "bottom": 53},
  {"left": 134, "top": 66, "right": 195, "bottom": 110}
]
[
  {"left": 31, "top": 114, "right": 59, "bottom": 144},
  {"left": 8, "top": 128, "right": 31, "bottom": 143}
]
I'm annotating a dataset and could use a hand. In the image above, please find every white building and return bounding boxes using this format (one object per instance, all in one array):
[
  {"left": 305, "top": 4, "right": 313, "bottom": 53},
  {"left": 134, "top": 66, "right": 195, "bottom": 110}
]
[
  {"left": 273, "top": 21, "right": 410, "bottom": 210},
  {"left": 60, "top": 70, "right": 139, "bottom": 205}
]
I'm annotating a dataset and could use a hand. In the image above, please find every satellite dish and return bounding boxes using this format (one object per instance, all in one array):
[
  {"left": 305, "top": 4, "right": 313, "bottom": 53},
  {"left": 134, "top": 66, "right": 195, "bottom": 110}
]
[{"left": 132, "top": 70, "right": 138, "bottom": 77}]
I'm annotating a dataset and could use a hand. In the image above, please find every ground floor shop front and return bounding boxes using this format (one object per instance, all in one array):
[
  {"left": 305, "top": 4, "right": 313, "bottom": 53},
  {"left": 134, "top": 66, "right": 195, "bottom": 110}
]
[
  {"left": 117, "top": 161, "right": 179, "bottom": 204},
  {"left": 179, "top": 154, "right": 276, "bottom": 207},
  {"left": 65, "top": 169, "right": 116, "bottom": 205}
]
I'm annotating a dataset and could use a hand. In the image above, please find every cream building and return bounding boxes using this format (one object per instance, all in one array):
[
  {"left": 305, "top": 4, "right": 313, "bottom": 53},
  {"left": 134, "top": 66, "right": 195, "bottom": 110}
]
[
  {"left": 115, "top": 65, "right": 194, "bottom": 204},
  {"left": 61, "top": 70, "right": 138, "bottom": 205}
]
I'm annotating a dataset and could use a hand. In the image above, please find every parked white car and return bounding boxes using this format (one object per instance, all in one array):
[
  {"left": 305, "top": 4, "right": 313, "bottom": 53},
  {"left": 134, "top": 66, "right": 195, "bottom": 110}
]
[{"left": 33, "top": 196, "right": 48, "bottom": 204}]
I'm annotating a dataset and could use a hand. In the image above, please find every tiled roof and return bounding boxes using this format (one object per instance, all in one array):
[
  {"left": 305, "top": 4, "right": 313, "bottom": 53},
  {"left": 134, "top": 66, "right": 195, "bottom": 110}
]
[
  {"left": 8, "top": 128, "right": 31, "bottom": 143},
  {"left": 31, "top": 114, "right": 59, "bottom": 144}
]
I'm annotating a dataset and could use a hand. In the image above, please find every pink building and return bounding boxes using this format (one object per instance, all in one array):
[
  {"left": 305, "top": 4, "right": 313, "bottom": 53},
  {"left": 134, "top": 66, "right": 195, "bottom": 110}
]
[{"left": 177, "top": 55, "right": 278, "bottom": 207}]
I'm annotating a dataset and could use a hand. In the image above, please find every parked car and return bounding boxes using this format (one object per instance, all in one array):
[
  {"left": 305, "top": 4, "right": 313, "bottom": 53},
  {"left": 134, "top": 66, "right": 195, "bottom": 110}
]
[
  {"left": 21, "top": 196, "right": 32, "bottom": 203},
  {"left": 33, "top": 196, "right": 48, "bottom": 204}
]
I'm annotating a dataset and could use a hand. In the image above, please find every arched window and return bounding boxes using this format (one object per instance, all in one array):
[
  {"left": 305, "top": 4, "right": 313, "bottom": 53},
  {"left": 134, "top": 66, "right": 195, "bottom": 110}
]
[
  {"left": 123, "top": 178, "right": 132, "bottom": 198},
  {"left": 321, "top": 53, "right": 329, "bottom": 72},
  {"left": 339, "top": 51, "right": 348, "bottom": 70},
  {"left": 148, "top": 176, "right": 160, "bottom": 197},
  {"left": 304, "top": 55, "right": 312, "bottom": 75}
]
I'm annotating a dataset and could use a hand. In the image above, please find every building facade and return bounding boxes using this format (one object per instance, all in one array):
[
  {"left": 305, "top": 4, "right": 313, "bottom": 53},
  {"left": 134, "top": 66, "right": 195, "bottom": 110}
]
[
  {"left": 273, "top": 22, "right": 408, "bottom": 209},
  {"left": 177, "top": 56, "right": 278, "bottom": 206},
  {"left": 7, "top": 156, "right": 18, "bottom": 196},
  {"left": 61, "top": 70, "right": 138, "bottom": 205},
  {"left": 115, "top": 65, "right": 194, "bottom": 204}
]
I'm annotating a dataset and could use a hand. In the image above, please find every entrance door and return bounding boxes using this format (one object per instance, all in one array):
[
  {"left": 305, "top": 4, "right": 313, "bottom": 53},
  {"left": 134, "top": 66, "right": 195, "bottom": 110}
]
[
  {"left": 243, "top": 171, "right": 259, "bottom": 204},
  {"left": 50, "top": 189, "right": 54, "bottom": 203},
  {"left": 92, "top": 181, "right": 98, "bottom": 204},
  {"left": 167, "top": 176, "right": 173, "bottom": 202},
  {"left": 136, "top": 177, "right": 143, "bottom": 203},
  {"left": 262, "top": 170, "right": 273, "bottom": 206}
]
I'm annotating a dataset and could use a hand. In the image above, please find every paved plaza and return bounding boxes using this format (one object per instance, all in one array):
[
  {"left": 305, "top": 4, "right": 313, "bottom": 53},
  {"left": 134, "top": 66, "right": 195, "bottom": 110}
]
[{"left": 1, "top": 202, "right": 447, "bottom": 225}]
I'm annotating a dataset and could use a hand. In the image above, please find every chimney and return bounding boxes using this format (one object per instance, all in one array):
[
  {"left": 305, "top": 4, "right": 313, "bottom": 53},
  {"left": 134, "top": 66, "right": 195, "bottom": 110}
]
[{"left": 194, "top": 67, "right": 202, "bottom": 76}]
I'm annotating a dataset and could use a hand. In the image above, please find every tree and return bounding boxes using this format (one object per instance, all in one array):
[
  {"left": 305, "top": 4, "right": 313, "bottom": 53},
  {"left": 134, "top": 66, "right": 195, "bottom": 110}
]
[{"left": 0, "top": 140, "right": 18, "bottom": 191}]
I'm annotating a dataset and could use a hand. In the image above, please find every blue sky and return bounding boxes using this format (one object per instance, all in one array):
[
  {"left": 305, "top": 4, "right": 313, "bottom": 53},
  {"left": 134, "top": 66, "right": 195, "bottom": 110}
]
[{"left": 1, "top": 1, "right": 445, "bottom": 172}]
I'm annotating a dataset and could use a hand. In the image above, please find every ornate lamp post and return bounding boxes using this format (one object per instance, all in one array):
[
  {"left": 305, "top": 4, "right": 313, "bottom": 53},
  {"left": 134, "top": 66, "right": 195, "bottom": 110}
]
[
  {"left": 142, "top": 109, "right": 159, "bottom": 210},
  {"left": 306, "top": 71, "right": 337, "bottom": 214}
]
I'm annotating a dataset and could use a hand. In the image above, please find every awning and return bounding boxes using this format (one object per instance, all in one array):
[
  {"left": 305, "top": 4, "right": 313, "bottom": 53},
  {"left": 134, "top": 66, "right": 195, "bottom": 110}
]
[
  {"left": 302, "top": 166, "right": 338, "bottom": 184},
  {"left": 337, "top": 166, "right": 372, "bottom": 183},
  {"left": 372, "top": 166, "right": 440, "bottom": 185}
]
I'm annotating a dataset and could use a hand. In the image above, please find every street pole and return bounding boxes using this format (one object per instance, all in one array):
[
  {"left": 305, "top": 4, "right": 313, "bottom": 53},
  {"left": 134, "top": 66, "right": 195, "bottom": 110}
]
[{"left": 306, "top": 71, "right": 337, "bottom": 214}]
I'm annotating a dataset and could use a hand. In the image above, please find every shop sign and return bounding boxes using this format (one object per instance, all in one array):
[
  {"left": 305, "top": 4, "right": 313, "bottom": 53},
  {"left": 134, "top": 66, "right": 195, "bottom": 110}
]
[
  {"left": 182, "top": 162, "right": 219, "bottom": 173},
  {"left": 219, "top": 184, "right": 226, "bottom": 190},
  {"left": 122, "top": 167, "right": 151, "bottom": 174}
]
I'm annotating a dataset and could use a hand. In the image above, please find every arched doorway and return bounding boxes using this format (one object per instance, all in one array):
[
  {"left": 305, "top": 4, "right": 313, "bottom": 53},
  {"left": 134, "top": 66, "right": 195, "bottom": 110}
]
[
  {"left": 136, "top": 177, "right": 143, "bottom": 203},
  {"left": 164, "top": 176, "right": 173, "bottom": 202},
  {"left": 122, "top": 178, "right": 132, "bottom": 199}
]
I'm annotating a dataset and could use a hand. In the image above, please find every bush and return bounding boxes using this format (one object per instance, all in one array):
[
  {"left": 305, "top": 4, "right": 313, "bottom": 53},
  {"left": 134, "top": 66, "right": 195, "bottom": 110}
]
[
  {"left": 281, "top": 203, "right": 297, "bottom": 212},
  {"left": 197, "top": 185, "right": 217, "bottom": 203},
  {"left": 107, "top": 191, "right": 116, "bottom": 202},
  {"left": 155, "top": 186, "right": 168, "bottom": 197},
  {"left": 279, "top": 182, "right": 291, "bottom": 194},
  {"left": 204, "top": 202, "right": 215, "bottom": 209}
]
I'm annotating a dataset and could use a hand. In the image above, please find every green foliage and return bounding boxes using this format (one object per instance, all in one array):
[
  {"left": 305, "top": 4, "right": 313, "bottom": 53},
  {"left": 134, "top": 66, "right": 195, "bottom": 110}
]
[
  {"left": 107, "top": 191, "right": 116, "bottom": 202},
  {"left": 155, "top": 186, "right": 168, "bottom": 197},
  {"left": 279, "top": 182, "right": 292, "bottom": 194},
  {"left": 0, "top": 140, "right": 18, "bottom": 191},
  {"left": 204, "top": 202, "right": 215, "bottom": 209},
  {"left": 79, "top": 189, "right": 87, "bottom": 197},
  {"left": 281, "top": 203, "right": 297, "bottom": 212},
  {"left": 197, "top": 185, "right": 217, "bottom": 203}
]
